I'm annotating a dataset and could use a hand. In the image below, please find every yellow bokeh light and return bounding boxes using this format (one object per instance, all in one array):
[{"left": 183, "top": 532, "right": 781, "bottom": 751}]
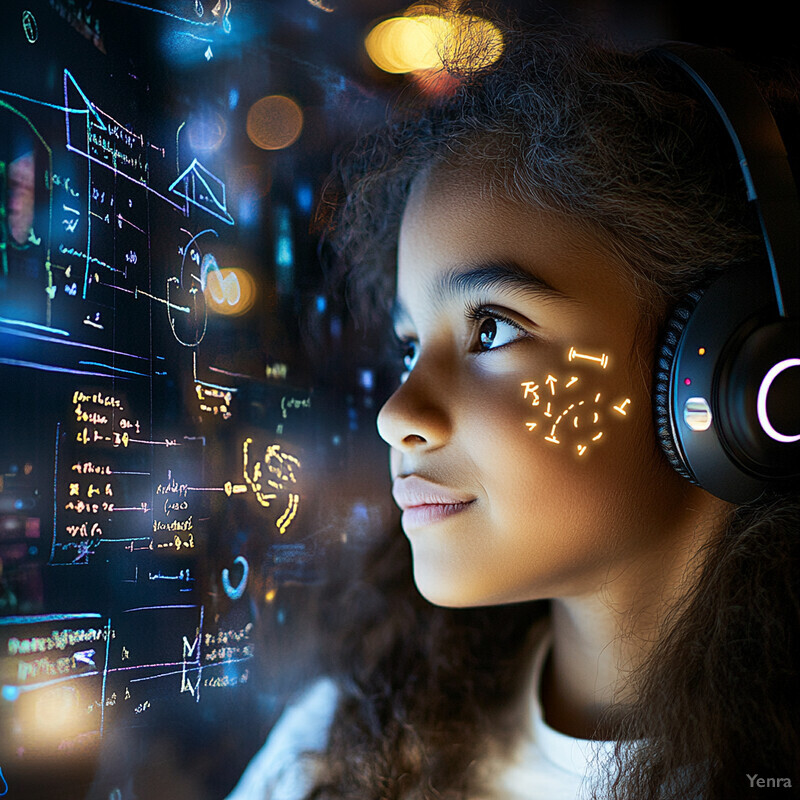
[
  {"left": 404, "top": 2, "right": 443, "bottom": 16},
  {"left": 204, "top": 267, "right": 256, "bottom": 316},
  {"left": 365, "top": 16, "right": 448, "bottom": 73},
  {"left": 365, "top": 11, "right": 503, "bottom": 76},
  {"left": 26, "top": 685, "right": 84, "bottom": 747},
  {"left": 246, "top": 95, "right": 304, "bottom": 151},
  {"left": 446, "top": 14, "right": 504, "bottom": 73}
]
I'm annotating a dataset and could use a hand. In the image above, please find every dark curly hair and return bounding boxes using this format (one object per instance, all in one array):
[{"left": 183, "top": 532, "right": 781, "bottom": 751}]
[{"left": 305, "top": 17, "right": 800, "bottom": 800}]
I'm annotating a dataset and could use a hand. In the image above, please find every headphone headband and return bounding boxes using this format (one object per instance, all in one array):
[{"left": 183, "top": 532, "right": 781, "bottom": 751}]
[{"left": 657, "top": 44, "right": 800, "bottom": 319}]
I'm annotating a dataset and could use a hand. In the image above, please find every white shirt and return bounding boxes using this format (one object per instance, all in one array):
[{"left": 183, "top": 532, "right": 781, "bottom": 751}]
[{"left": 226, "top": 625, "right": 619, "bottom": 799}]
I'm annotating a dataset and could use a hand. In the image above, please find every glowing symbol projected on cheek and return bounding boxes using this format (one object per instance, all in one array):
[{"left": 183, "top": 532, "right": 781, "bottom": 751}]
[
  {"left": 521, "top": 381, "right": 540, "bottom": 405},
  {"left": 613, "top": 398, "right": 631, "bottom": 416},
  {"left": 568, "top": 347, "right": 609, "bottom": 369},
  {"left": 521, "top": 348, "right": 631, "bottom": 457},
  {"left": 242, "top": 439, "right": 301, "bottom": 534}
]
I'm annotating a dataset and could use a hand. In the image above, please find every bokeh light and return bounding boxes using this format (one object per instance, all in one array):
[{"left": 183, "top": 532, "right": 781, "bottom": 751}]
[
  {"left": 443, "top": 14, "right": 504, "bottom": 73},
  {"left": 365, "top": 10, "right": 503, "bottom": 77},
  {"left": 246, "top": 95, "right": 304, "bottom": 151},
  {"left": 23, "top": 685, "right": 85, "bottom": 749},
  {"left": 364, "top": 16, "right": 445, "bottom": 73},
  {"left": 186, "top": 109, "right": 227, "bottom": 152},
  {"left": 204, "top": 267, "right": 256, "bottom": 316}
]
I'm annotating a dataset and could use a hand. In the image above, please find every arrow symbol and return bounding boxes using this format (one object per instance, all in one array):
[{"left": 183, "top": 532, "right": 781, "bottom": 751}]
[
  {"left": 74, "top": 649, "right": 96, "bottom": 668},
  {"left": 545, "top": 374, "right": 558, "bottom": 395}
]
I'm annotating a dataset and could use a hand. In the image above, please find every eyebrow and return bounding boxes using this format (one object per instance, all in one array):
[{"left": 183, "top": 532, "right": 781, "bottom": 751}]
[
  {"left": 437, "top": 260, "right": 570, "bottom": 305},
  {"left": 392, "top": 259, "right": 576, "bottom": 328}
]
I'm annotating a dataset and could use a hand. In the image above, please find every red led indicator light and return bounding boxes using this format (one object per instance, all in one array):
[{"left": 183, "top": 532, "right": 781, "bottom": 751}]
[{"left": 684, "top": 378, "right": 692, "bottom": 386}]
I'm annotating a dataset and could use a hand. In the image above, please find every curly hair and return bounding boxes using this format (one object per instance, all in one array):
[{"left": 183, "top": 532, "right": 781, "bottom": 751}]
[{"left": 306, "top": 18, "right": 800, "bottom": 800}]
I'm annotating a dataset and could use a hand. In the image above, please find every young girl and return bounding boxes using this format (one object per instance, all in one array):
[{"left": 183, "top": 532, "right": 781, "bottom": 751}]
[{"left": 227, "top": 21, "right": 800, "bottom": 800}]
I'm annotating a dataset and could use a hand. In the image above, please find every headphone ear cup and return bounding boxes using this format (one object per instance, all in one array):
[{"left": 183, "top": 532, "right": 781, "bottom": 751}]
[{"left": 653, "top": 289, "right": 704, "bottom": 483}]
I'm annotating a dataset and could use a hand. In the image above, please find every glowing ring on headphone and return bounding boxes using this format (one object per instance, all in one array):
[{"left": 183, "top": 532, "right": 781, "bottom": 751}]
[{"left": 756, "top": 358, "right": 800, "bottom": 443}]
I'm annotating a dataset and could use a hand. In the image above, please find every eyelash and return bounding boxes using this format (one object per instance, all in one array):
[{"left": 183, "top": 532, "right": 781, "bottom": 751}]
[
  {"left": 463, "top": 301, "right": 531, "bottom": 352},
  {"left": 394, "top": 303, "right": 531, "bottom": 379}
]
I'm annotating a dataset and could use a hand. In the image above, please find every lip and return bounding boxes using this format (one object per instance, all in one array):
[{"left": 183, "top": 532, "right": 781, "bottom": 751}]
[{"left": 392, "top": 475, "right": 475, "bottom": 530}]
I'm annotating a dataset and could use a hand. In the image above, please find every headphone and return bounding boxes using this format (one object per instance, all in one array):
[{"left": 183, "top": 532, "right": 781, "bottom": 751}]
[{"left": 652, "top": 45, "right": 800, "bottom": 504}]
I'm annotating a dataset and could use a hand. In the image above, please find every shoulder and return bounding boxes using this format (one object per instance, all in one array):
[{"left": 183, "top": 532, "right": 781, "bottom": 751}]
[{"left": 225, "top": 677, "right": 340, "bottom": 800}]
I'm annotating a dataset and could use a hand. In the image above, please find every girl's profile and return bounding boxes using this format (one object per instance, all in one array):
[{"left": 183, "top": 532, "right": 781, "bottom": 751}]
[{"left": 228, "top": 11, "right": 800, "bottom": 800}]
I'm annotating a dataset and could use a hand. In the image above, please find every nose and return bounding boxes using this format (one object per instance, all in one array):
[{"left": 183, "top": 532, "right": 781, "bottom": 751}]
[{"left": 376, "top": 360, "right": 452, "bottom": 453}]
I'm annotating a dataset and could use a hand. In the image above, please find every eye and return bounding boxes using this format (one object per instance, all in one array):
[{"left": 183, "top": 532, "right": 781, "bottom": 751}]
[
  {"left": 473, "top": 313, "right": 528, "bottom": 352},
  {"left": 399, "top": 338, "right": 419, "bottom": 382}
]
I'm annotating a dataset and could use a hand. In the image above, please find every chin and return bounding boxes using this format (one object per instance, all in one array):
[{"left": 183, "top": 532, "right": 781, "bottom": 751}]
[
  {"left": 411, "top": 562, "right": 510, "bottom": 609},
  {"left": 411, "top": 562, "right": 469, "bottom": 607},
  {"left": 411, "top": 557, "right": 555, "bottom": 608}
]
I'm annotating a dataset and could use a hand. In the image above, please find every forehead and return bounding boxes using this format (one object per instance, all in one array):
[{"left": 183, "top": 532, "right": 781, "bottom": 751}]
[{"left": 397, "top": 162, "right": 639, "bottom": 319}]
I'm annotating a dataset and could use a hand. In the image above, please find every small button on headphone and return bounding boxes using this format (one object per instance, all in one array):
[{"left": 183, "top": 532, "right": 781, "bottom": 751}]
[{"left": 652, "top": 45, "right": 800, "bottom": 503}]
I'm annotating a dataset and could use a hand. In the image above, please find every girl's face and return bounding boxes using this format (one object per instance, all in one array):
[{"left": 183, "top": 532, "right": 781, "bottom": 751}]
[{"left": 377, "top": 165, "right": 706, "bottom": 608}]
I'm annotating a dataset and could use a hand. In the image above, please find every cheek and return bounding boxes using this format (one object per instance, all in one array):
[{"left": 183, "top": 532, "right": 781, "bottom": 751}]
[
  {"left": 463, "top": 363, "right": 660, "bottom": 521},
  {"left": 467, "top": 360, "right": 639, "bottom": 462}
]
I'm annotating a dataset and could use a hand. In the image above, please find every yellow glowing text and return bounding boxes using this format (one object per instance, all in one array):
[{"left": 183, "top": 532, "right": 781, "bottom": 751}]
[{"left": 242, "top": 439, "right": 301, "bottom": 534}]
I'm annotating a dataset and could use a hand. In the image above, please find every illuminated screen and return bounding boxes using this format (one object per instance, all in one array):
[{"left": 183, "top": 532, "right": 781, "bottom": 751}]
[{"left": 0, "top": 1, "right": 394, "bottom": 796}]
